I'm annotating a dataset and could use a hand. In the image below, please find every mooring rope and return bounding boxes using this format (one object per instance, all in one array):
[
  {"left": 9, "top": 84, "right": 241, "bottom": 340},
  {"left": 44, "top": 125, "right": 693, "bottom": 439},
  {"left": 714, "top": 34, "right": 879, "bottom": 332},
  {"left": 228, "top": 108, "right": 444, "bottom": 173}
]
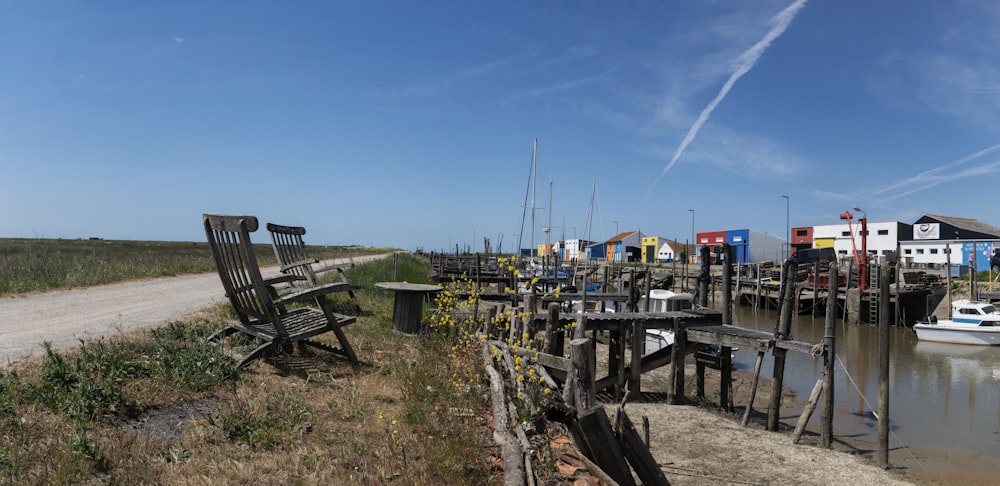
[{"left": 834, "top": 353, "right": 928, "bottom": 474}]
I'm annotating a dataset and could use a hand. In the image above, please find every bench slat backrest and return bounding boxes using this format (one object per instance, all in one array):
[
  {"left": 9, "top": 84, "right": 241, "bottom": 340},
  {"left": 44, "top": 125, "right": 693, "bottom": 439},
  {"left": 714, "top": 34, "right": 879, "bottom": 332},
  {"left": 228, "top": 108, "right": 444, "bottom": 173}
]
[
  {"left": 267, "top": 222, "right": 321, "bottom": 285},
  {"left": 204, "top": 214, "right": 279, "bottom": 328}
]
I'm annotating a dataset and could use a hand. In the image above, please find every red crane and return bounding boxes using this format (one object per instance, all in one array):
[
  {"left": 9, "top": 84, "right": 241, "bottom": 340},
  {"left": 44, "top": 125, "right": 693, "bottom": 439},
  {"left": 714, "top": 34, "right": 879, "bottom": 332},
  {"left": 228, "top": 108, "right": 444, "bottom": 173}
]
[{"left": 839, "top": 209, "right": 869, "bottom": 290}]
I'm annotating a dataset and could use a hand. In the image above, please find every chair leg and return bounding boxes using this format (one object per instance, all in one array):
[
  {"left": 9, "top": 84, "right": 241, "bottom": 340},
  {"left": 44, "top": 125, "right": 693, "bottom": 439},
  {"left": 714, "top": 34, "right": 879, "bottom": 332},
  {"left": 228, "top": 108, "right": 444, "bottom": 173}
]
[
  {"left": 208, "top": 326, "right": 241, "bottom": 342},
  {"left": 237, "top": 342, "right": 277, "bottom": 369}
]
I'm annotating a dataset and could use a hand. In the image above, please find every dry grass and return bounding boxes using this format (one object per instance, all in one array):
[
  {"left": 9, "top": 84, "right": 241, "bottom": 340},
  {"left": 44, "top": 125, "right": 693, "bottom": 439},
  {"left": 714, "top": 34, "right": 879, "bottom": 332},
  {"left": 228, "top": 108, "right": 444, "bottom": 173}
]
[{"left": 0, "top": 254, "right": 498, "bottom": 484}]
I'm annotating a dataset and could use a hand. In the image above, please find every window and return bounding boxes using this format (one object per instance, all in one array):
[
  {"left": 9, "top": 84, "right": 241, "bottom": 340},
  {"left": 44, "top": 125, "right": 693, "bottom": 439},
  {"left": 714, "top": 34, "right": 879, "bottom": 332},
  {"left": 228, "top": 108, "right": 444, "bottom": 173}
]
[
  {"left": 878, "top": 229, "right": 889, "bottom": 235},
  {"left": 930, "top": 249, "right": 939, "bottom": 254},
  {"left": 732, "top": 236, "right": 743, "bottom": 242},
  {"left": 917, "top": 249, "right": 925, "bottom": 254},
  {"left": 841, "top": 231, "right": 851, "bottom": 237},
  {"left": 715, "top": 237, "right": 724, "bottom": 243},
  {"left": 904, "top": 249, "right": 912, "bottom": 255},
  {"left": 838, "top": 250, "right": 848, "bottom": 255},
  {"left": 796, "top": 229, "right": 808, "bottom": 236}
]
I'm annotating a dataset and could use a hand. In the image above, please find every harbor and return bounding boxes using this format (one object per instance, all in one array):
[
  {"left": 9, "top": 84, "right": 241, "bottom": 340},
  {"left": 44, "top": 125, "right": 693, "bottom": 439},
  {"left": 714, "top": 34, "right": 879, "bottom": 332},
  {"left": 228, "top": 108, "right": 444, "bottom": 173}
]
[{"left": 432, "top": 250, "right": 1000, "bottom": 482}]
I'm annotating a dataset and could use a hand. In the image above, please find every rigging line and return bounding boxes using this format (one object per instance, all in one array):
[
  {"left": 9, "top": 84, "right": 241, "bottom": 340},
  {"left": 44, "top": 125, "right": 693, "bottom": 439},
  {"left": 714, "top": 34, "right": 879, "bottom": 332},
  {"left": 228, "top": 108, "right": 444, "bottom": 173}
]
[
  {"left": 834, "top": 354, "right": 928, "bottom": 474},
  {"left": 517, "top": 140, "right": 535, "bottom": 254}
]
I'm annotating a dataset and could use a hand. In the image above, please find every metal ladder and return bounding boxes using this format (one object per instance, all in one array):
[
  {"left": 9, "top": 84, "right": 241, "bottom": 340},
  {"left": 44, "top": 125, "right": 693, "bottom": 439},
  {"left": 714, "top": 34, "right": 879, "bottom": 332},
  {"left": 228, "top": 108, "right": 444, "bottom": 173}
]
[{"left": 868, "top": 263, "right": 879, "bottom": 324}]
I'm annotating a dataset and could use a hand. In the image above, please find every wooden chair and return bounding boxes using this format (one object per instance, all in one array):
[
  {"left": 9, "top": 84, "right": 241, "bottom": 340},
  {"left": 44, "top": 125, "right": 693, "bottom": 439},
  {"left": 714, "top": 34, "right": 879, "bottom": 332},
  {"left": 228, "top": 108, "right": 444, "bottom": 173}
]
[
  {"left": 203, "top": 213, "right": 358, "bottom": 368},
  {"left": 266, "top": 222, "right": 362, "bottom": 315}
]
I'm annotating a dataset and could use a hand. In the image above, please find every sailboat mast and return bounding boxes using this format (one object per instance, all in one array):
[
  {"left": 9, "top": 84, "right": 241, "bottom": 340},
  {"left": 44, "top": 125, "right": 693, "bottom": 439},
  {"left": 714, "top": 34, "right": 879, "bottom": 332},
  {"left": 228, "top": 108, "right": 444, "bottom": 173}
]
[
  {"left": 530, "top": 138, "right": 537, "bottom": 257},
  {"left": 546, "top": 179, "right": 553, "bottom": 247}
]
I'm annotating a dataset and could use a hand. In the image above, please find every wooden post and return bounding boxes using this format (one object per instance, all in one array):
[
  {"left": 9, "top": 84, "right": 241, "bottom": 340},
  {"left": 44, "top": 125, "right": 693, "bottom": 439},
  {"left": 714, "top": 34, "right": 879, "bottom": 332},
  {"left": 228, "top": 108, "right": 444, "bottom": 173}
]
[
  {"left": 698, "top": 246, "right": 711, "bottom": 308},
  {"left": 668, "top": 319, "right": 687, "bottom": 405},
  {"left": 812, "top": 260, "right": 820, "bottom": 318},
  {"left": 628, "top": 318, "right": 643, "bottom": 401},
  {"left": 571, "top": 338, "right": 596, "bottom": 413},
  {"left": 792, "top": 376, "right": 825, "bottom": 444},
  {"left": 766, "top": 347, "right": 787, "bottom": 432},
  {"left": 720, "top": 346, "right": 732, "bottom": 411},
  {"left": 722, "top": 243, "right": 732, "bottom": 324},
  {"left": 543, "top": 303, "right": 563, "bottom": 357},
  {"left": 643, "top": 264, "right": 652, "bottom": 312},
  {"left": 946, "top": 244, "right": 952, "bottom": 315},
  {"left": 768, "top": 258, "right": 796, "bottom": 431},
  {"left": 821, "top": 263, "right": 838, "bottom": 447},
  {"left": 878, "top": 264, "right": 891, "bottom": 467},
  {"left": 695, "top": 360, "right": 706, "bottom": 399},
  {"left": 611, "top": 324, "right": 625, "bottom": 402},
  {"left": 741, "top": 346, "right": 767, "bottom": 427},
  {"left": 844, "top": 258, "right": 854, "bottom": 323}
]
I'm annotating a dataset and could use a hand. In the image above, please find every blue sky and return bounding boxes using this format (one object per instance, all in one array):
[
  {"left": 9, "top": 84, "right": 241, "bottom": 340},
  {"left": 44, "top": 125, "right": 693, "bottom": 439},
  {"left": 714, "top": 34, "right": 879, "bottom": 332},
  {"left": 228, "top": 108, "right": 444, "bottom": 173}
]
[{"left": 3, "top": 1, "right": 1000, "bottom": 252}]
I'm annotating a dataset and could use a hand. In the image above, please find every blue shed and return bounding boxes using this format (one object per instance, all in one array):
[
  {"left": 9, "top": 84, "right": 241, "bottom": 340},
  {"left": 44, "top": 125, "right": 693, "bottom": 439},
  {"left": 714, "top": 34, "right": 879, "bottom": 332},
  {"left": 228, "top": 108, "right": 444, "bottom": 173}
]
[
  {"left": 586, "top": 242, "right": 606, "bottom": 260},
  {"left": 726, "top": 229, "right": 751, "bottom": 263}
]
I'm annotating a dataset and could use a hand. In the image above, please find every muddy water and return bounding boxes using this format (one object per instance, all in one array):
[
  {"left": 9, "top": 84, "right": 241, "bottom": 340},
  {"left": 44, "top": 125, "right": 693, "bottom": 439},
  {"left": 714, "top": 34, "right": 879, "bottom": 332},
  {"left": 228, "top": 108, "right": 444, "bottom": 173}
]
[{"left": 728, "top": 304, "right": 1000, "bottom": 462}]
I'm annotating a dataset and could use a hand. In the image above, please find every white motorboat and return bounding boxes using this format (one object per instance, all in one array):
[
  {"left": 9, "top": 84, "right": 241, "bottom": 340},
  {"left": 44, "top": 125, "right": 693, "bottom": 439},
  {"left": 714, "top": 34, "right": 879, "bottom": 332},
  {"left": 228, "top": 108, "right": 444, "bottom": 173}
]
[{"left": 913, "top": 300, "right": 1000, "bottom": 345}]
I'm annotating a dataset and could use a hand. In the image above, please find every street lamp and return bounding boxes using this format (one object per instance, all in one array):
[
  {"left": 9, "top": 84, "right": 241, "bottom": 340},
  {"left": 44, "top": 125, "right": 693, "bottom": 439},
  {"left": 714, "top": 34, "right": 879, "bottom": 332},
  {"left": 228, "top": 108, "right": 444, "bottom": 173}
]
[
  {"left": 688, "top": 209, "right": 695, "bottom": 264},
  {"left": 782, "top": 195, "right": 790, "bottom": 261}
]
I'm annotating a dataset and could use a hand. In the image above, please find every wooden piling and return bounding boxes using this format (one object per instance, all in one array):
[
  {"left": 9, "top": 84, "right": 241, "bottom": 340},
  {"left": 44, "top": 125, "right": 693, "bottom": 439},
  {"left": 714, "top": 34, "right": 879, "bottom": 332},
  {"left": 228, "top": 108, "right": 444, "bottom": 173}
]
[
  {"left": 543, "top": 303, "right": 563, "bottom": 357},
  {"left": 722, "top": 243, "right": 732, "bottom": 324},
  {"left": 570, "top": 338, "right": 596, "bottom": 412},
  {"left": 767, "top": 258, "right": 796, "bottom": 432},
  {"left": 792, "top": 376, "right": 825, "bottom": 444},
  {"left": 878, "top": 264, "right": 891, "bottom": 467},
  {"left": 821, "top": 263, "right": 838, "bottom": 447},
  {"left": 667, "top": 319, "right": 687, "bottom": 405},
  {"left": 741, "top": 345, "right": 767, "bottom": 427}
]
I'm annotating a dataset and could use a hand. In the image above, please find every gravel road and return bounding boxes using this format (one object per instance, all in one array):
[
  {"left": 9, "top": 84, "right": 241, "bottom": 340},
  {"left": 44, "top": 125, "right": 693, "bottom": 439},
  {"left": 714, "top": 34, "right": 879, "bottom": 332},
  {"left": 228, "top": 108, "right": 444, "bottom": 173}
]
[{"left": 0, "top": 254, "right": 391, "bottom": 367}]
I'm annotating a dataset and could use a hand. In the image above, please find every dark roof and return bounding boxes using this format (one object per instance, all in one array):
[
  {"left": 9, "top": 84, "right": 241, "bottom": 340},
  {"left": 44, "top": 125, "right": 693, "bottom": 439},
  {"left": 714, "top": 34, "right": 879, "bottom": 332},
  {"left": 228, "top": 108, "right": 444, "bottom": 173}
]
[{"left": 923, "top": 214, "right": 1000, "bottom": 238}]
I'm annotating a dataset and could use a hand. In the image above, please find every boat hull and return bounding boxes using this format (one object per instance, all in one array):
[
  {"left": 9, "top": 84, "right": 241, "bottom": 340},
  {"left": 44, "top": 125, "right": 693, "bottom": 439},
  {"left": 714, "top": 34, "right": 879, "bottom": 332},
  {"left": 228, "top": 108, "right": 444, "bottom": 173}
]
[{"left": 913, "top": 322, "right": 1000, "bottom": 345}]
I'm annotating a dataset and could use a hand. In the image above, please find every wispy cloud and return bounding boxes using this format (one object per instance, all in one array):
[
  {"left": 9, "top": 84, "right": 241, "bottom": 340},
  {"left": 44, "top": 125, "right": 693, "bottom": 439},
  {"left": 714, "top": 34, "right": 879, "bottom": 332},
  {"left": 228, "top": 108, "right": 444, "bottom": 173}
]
[
  {"left": 874, "top": 144, "right": 1000, "bottom": 200},
  {"left": 882, "top": 154, "right": 1000, "bottom": 201},
  {"left": 173, "top": 37, "right": 185, "bottom": 44},
  {"left": 386, "top": 55, "right": 516, "bottom": 97},
  {"left": 657, "top": 0, "right": 808, "bottom": 177},
  {"left": 522, "top": 66, "right": 617, "bottom": 97}
]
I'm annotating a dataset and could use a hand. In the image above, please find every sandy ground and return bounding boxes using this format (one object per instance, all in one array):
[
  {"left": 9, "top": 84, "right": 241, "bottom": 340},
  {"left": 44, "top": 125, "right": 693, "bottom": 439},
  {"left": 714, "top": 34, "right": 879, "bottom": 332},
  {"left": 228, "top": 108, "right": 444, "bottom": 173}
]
[
  {"left": 0, "top": 254, "right": 389, "bottom": 366},
  {"left": 611, "top": 358, "right": 1000, "bottom": 486}
]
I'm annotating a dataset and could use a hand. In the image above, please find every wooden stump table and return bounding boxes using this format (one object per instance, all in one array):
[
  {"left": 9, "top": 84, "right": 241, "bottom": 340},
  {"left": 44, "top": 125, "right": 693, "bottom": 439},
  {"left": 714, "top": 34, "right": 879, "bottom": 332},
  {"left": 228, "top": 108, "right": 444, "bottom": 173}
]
[{"left": 374, "top": 282, "right": 442, "bottom": 334}]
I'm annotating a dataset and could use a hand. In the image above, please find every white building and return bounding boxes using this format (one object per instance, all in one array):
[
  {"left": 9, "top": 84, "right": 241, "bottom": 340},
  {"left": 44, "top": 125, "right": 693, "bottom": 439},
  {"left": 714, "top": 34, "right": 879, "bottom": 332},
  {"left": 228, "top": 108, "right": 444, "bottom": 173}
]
[
  {"left": 899, "top": 215, "right": 1000, "bottom": 270},
  {"left": 561, "top": 239, "right": 595, "bottom": 261},
  {"left": 656, "top": 241, "right": 683, "bottom": 262},
  {"left": 811, "top": 220, "right": 910, "bottom": 264}
]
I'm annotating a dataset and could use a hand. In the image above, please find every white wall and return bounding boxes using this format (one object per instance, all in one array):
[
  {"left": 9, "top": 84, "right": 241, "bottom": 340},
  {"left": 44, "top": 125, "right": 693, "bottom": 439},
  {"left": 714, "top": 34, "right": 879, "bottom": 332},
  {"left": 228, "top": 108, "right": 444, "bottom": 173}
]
[
  {"left": 657, "top": 242, "right": 676, "bottom": 262},
  {"left": 812, "top": 221, "right": 901, "bottom": 263}
]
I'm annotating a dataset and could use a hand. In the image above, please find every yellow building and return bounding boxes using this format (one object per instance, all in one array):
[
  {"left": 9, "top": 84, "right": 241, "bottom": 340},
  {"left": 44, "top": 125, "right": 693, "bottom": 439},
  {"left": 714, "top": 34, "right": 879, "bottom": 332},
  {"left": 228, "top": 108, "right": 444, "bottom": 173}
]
[{"left": 641, "top": 236, "right": 659, "bottom": 263}]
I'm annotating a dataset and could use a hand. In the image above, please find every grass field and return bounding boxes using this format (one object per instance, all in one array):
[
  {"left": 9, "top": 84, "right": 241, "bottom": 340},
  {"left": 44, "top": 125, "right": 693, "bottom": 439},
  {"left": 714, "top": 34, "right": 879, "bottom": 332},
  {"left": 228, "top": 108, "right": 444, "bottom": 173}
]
[
  {"left": 0, "top": 238, "right": 391, "bottom": 296},
  {"left": 0, "top": 251, "right": 499, "bottom": 483}
]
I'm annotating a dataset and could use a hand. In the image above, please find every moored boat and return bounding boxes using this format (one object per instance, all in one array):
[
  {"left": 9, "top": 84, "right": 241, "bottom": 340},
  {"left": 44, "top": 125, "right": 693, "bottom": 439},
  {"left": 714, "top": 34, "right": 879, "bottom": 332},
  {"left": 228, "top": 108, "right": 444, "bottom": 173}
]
[{"left": 913, "top": 299, "right": 1000, "bottom": 345}]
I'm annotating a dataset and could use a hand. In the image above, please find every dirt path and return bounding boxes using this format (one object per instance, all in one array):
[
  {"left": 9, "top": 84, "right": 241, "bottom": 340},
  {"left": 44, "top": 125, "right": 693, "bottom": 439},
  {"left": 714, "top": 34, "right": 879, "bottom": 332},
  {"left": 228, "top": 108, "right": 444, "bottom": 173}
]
[{"left": 0, "top": 254, "right": 391, "bottom": 366}]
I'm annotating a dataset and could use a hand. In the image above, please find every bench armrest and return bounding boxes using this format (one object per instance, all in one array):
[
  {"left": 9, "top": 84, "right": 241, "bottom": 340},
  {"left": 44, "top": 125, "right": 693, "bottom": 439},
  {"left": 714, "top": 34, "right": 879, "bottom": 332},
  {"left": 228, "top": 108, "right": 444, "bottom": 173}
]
[
  {"left": 274, "top": 282, "right": 354, "bottom": 305},
  {"left": 279, "top": 258, "right": 320, "bottom": 274},
  {"left": 263, "top": 275, "right": 306, "bottom": 286}
]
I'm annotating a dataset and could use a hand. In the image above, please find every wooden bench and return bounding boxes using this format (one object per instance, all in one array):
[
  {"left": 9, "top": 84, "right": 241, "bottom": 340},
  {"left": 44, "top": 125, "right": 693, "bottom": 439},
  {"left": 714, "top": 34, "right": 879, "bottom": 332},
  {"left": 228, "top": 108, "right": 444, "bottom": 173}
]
[
  {"left": 204, "top": 214, "right": 358, "bottom": 368},
  {"left": 266, "top": 222, "right": 362, "bottom": 315}
]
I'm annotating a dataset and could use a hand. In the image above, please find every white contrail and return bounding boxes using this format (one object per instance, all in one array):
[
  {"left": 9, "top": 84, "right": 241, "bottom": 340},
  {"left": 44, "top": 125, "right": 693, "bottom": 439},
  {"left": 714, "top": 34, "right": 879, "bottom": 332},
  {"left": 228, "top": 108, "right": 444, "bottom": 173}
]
[
  {"left": 659, "top": 0, "right": 808, "bottom": 176},
  {"left": 874, "top": 143, "right": 1000, "bottom": 197},
  {"left": 884, "top": 156, "right": 1000, "bottom": 201}
]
